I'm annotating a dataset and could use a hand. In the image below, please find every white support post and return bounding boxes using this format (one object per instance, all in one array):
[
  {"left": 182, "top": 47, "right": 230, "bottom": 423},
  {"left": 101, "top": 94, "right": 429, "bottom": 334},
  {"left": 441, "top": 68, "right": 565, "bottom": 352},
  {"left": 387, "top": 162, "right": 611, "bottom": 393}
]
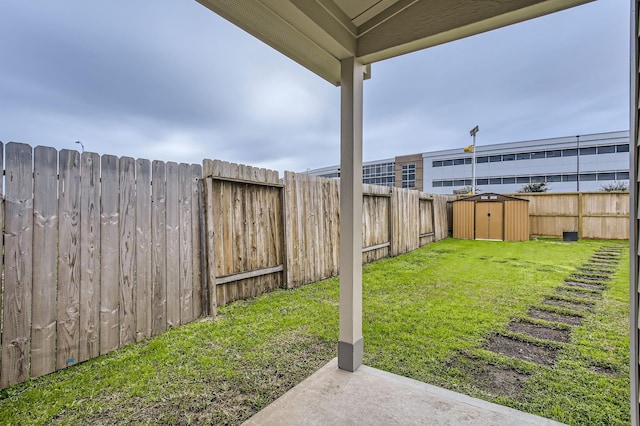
[
  {"left": 338, "top": 57, "right": 364, "bottom": 372},
  {"left": 630, "top": 0, "right": 639, "bottom": 424}
]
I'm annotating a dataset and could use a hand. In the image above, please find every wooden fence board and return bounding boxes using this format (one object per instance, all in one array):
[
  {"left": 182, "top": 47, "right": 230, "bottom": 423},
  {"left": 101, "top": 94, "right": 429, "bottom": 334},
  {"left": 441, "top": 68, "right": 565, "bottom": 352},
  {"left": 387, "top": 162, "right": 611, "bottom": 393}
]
[
  {"left": 179, "top": 163, "right": 194, "bottom": 323},
  {"left": 1, "top": 143, "right": 34, "bottom": 387},
  {"left": 135, "top": 159, "right": 152, "bottom": 341},
  {"left": 151, "top": 161, "right": 167, "bottom": 335},
  {"left": 31, "top": 146, "right": 58, "bottom": 378},
  {"left": 166, "top": 162, "right": 180, "bottom": 327},
  {"left": 119, "top": 157, "right": 136, "bottom": 346},
  {"left": 191, "top": 164, "right": 203, "bottom": 319},
  {"left": 56, "top": 150, "right": 82, "bottom": 370},
  {"left": 100, "top": 155, "right": 120, "bottom": 354},
  {"left": 79, "top": 152, "right": 101, "bottom": 360}
]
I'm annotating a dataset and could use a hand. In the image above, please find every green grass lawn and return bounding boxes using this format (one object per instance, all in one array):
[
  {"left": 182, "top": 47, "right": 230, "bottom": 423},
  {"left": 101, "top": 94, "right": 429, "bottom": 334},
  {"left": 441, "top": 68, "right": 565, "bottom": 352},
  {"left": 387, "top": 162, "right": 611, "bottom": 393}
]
[{"left": 0, "top": 238, "right": 630, "bottom": 425}]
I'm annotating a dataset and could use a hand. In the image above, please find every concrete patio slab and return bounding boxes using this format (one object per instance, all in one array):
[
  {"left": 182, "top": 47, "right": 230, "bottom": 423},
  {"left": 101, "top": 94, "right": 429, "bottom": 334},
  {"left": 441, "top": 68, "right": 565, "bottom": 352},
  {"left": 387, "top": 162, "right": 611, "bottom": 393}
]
[{"left": 243, "top": 358, "right": 564, "bottom": 426}]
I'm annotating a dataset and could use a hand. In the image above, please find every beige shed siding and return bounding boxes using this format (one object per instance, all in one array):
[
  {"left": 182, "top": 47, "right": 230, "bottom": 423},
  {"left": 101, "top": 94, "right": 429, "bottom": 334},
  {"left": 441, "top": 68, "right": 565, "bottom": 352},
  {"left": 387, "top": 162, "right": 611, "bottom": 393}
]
[
  {"left": 504, "top": 200, "right": 529, "bottom": 241},
  {"left": 453, "top": 201, "right": 474, "bottom": 239}
]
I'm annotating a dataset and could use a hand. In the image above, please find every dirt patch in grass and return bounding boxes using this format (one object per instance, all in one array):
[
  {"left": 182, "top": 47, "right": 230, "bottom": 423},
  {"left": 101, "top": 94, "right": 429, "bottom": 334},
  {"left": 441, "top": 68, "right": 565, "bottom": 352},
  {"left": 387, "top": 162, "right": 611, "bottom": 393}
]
[
  {"left": 556, "top": 287, "right": 602, "bottom": 300},
  {"left": 564, "top": 280, "right": 606, "bottom": 291},
  {"left": 543, "top": 297, "right": 594, "bottom": 312},
  {"left": 485, "top": 334, "right": 558, "bottom": 366},
  {"left": 507, "top": 320, "right": 571, "bottom": 343},
  {"left": 460, "top": 356, "right": 531, "bottom": 398},
  {"left": 528, "top": 307, "right": 583, "bottom": 325},
  {"left": 568, "top": 274, "right": 611, "bottom": 282},
  {"left": 589, "top": 365, "right": 618, "bottom": 378}
]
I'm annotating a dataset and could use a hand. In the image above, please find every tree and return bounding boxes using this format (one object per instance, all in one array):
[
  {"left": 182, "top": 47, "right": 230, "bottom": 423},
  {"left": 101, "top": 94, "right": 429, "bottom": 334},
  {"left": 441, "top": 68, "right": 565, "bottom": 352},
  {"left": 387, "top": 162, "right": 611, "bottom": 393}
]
[
  {"left": 600, "top": 181, "right": 629, "bottom": 192},
  {"left": 518, "top": 181, "right": 549, "bottom": 193}
]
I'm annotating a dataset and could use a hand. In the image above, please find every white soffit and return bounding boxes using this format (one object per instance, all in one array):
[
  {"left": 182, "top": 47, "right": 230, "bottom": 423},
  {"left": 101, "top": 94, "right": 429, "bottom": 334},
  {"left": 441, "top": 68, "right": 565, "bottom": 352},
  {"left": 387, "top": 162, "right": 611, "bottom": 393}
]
[{"left": 196, "top": 0, "right": 594, "bottom": 85}]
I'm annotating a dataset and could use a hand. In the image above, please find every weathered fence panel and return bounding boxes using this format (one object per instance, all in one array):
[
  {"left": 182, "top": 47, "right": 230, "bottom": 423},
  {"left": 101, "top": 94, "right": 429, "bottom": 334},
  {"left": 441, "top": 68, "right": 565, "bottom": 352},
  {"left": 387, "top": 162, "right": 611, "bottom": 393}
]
[
  {"left": 166, "top": 162, "right": 180, "bottom": 328},
  {"left": 79, "top": 152, "right": 101, "bottom": 361},
  {"left": 119, "top": 157, "right": 136, "bottom": 347},
  {"left": 0, "top": 144, "right": 203, "bottom": 389},
  {"left": 31, "top": 146, "right": 58, "bottom": 378},
  {"left": 57, "top": 150, "right": 81, "bottom": 369},
  {"left": 362, "top": 184, "right": 391, "bottom": 263},
  {"left": 135, "top": 159, "right": 152, "bottom": 342},
  {"left": 391, "top": 188, "right": 420, "bottom": 256},
  {"left": 508, "top": 192, "right": 629, "bottom": 239},
  {"left": 284, "top": 172, "right": 340, "bottom": 288},
  {"left": 203, "top": 160, "right": 284, "bottom": 306},
  {"left": 1, "top": 143, "right": 33, "bottom": 388},
  {"left": 418, "top": 195, "right": 435, "bottom": 246}
]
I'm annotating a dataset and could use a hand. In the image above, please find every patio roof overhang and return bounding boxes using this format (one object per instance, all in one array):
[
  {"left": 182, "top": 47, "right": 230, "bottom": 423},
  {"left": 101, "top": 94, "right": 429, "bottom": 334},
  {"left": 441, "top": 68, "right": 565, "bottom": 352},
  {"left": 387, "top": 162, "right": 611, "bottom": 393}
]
[
  {"left": 195, "top": 0, "right": 595, "bottom": 374},
  {"left": 196, "top": 0, "right": 593, "bottom": 86}
]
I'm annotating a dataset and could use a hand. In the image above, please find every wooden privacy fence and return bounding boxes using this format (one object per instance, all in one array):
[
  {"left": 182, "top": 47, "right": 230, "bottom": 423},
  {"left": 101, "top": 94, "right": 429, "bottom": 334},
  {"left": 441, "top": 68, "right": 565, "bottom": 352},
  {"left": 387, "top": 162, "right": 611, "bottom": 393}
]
[
  {"left": 201, "top": 160, "right": 285, "bottom": 310},
  {"left": 205, "top": 170, "right": 455, "bottom": 291},
  {"left": 0, "top": 143, "right": 203, "bottom": 389},
  {"left": 508, "top": 192, "right": 629, "bottom": 239},
  {"left": 0, "top": 147, "right": 455, "bottom": 390}
]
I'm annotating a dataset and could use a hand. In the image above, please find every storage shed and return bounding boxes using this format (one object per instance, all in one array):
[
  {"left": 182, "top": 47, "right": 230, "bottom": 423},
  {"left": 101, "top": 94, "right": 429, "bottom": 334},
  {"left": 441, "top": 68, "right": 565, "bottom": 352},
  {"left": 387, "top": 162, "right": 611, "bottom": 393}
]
[{"left": 453, "top": 193, "right": 529, "bottom": 241}]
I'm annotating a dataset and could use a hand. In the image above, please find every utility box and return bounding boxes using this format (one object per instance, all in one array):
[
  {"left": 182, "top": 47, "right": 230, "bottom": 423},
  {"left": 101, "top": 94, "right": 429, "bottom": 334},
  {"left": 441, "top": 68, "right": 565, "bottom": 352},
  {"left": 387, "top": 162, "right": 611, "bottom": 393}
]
[{"left": 453, "top": 193, "right": 529, "bottom": 241}]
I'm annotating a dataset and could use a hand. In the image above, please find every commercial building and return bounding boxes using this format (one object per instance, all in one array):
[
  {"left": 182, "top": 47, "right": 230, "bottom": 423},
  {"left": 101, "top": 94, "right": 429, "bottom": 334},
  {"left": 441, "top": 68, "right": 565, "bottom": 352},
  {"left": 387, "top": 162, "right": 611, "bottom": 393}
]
[{"left": 306, "top": 130, "right": 629, "bottom": 194}]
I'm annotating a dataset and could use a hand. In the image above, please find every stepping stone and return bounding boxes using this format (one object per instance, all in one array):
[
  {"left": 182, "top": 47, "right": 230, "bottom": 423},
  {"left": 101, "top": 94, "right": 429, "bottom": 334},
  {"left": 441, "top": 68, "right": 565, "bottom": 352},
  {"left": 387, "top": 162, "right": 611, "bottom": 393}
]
[
  {"left": 564, "top": 280, "right": 606, "bottom": 291},
  {"left": 485, "top": 334, "right": 558, "bottom": 366},
  {"left": 569, "top": 274, "right": 610, "bottom": 282},
  {"left": 528, "top": 307, "right": 583, "bottom": 325},
  {"left": 543, "top": 297, "right": 594, "bottom": 312},
  {"left": 556, "top": 287, "right": 602, "bottom": 300},
  {"left": 507, "top": 320, "right": 571, "bottom": 343},
  {"left": 463, "top": 358, "right": 531, "bottom": 397}
]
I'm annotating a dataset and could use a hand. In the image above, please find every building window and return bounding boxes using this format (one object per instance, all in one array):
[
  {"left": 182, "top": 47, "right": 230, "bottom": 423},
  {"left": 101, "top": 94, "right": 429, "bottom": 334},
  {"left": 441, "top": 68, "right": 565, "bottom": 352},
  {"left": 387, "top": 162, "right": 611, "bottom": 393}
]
[
  {"left": 617, "top": 171, "right": 630, "bottom": 180},
  {"left": 476, "top": 156, "right": 489, "bottom": 163},
  {"left": 442, "top": 180, "right": 453, "bottom": 187},
  {"left": 563, "top": 174, "right": 578, "bottom": 182},
  {"left": 579, "top": 147, "right": 596, "bottom": 155},
  {"left": 489, "top": 155, "right": 502, "bottom": 162},
  {"left": 443, "top": 159, "right": 454, "bottom": 166},
  {"left": 516, "top": 176, "right": 530, "bottom": 183},
  {"left": 454, "top": 179, "right": 466, "bottom": 186},
  {"left": 546, "top": 150, "right": 561, "bottom": 158},
  {"left": 454, "top": 158, "right": 465, "bottom": 165},
  {"left": 547, "top": 175, "right": 562, "bottom": 182},
  {"left": 465, "top": 158, "right": 472, "bottom": 164},
  {"left": 489, "top": 178, "right": 502, "bottom": 185},
  {"left": 502, "top": 154, "right": 515, "bottom": 161},
  {"left": 597, "top": 172, "right": 616, "bottom": 181},
  {"left": 502, "top": 177, "right": 516, "bottom": 184},
  {"left": 432, "top": 180, "right": 443, "bottom": 187},
  {"left": 402, "top": 164, "right": 416, "bottom": 189},
  {"left": 517, "top": 153, "right": 531, "bottom": 160},
  {"left": 579, "top": 173, "right": 597, "bottom": 181},
  {"left": 562, "top": 148, "right": 577, "bottom": 157},
  {"left": 617, "top": 144, "right": 630, "bottom": 153},
  {"left": 531, "top": 151, "right": 545, "bottom": 159},
  {"left": 597, "top": 145, "right": 616, "bottom": 154},
  {"left": 531, "top": 176, "right": 545, "bottom": 183},
  {"left": 432, "top": 160, "right": 443, "bottom": 167},
  {"left": 476, "top": 178, "right": 489, "bottom": 185}
]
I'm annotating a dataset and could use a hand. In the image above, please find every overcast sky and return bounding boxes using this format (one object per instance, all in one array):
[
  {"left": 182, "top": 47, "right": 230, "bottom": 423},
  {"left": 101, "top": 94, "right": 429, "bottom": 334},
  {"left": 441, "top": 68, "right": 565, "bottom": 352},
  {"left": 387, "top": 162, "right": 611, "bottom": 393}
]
[{"left": 0, "top": 0, "right": 629, "bottom": 174}]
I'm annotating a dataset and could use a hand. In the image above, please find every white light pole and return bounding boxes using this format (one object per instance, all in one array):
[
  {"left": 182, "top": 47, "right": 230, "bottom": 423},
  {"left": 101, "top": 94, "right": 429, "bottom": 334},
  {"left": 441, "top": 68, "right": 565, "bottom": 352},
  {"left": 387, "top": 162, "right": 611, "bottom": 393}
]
[
  {"left": 470, "top": 126, "right": 479, "bottom": 194},
  {"left": 576, "top": 135, "right": 580, "bottom": 192},
  {"left": 75, "top": 140, "right": 85, "bottom": 153}
]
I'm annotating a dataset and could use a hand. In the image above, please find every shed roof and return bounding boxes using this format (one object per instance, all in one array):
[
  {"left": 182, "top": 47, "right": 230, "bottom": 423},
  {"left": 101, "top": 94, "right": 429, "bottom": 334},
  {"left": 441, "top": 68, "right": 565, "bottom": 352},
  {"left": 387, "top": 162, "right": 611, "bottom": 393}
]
[
  {"left": 454, "top": 193, "right": 530, "bottom": 203},
  {"left": 196, "top": 0, "right": 593, "bottom": 85}
]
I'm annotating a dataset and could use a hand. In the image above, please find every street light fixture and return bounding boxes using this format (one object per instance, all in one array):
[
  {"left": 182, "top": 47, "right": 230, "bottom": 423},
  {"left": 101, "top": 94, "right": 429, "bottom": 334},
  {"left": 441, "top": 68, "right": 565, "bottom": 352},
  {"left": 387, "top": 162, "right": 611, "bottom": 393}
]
[
  {"left": 469, "top": 126, "right": 479, "bottom": 194},
  {"left": 75, "top": 140, "right": 84, "bottom": 153}
]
